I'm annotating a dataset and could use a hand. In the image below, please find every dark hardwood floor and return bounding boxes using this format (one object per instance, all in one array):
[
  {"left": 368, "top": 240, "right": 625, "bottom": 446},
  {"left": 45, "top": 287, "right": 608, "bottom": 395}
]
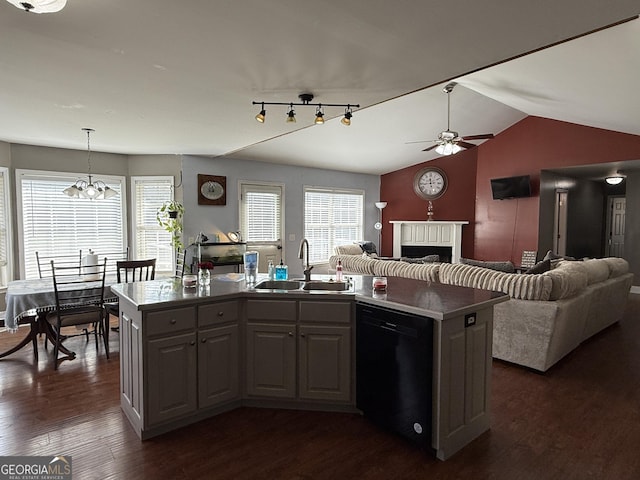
[{"left": 1, "top": 298, "right": 640, "bottom": 480}]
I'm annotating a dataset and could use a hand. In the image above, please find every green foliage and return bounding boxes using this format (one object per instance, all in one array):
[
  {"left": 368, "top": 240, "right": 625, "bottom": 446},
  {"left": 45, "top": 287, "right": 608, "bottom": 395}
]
[{"left": 156, "top": 201, "right": 185, "bottom": 250}]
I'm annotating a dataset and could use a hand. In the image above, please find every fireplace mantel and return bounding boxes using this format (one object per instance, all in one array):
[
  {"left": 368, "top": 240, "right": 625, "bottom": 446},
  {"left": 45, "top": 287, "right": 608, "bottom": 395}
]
[{"left": 389, "top": 221, "right": 469, "bottom": 263}]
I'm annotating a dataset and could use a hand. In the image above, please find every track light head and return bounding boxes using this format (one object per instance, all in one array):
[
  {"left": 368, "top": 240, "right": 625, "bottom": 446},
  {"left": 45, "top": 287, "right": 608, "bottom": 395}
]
[
  {"left": 341, "top": 106, "right": 353, "bottom": 126},
  {"left": 286, "top": 104, "right": 296, "bottom": 123},
  {"left": 314, "top": 105, "right": 325, "bottom": 125},
  {"left": 255, "top": 103, "right": 266, "bottom": 123}
]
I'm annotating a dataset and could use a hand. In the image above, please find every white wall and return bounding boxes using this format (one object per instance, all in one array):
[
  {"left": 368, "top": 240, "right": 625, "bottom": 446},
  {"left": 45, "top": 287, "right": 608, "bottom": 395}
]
[{"left": 182, "top": 155, "right": 380, "bottom": 278}]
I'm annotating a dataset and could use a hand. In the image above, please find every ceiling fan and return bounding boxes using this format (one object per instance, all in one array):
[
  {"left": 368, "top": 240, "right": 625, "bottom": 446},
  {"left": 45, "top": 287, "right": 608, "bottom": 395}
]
[{"left": 408, "top": 82, "right": 494, "bottom": 155}]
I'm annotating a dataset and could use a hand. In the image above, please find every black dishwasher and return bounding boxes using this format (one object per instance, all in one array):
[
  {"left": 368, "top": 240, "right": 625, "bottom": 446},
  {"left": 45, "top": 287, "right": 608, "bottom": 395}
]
[{"left": 356, "top": 302, "right": 434, "bottom": 449}]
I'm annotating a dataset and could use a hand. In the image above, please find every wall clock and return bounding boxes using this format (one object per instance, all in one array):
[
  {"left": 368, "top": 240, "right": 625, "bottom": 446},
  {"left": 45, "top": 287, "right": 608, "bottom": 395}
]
[
  {"left": 198, "top": 174, "right": 227, "bottom": 205},
  {"left": 413, "top": 166, "right": 448, "bottom": 200}
]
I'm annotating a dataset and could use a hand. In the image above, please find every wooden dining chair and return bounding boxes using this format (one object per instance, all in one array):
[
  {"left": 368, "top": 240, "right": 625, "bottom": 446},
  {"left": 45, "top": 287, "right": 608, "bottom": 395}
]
[
  {"left": 35, "top": 250, "right": 82, "bottom": 278},
  {"left": 106, "top": 259, "right": 156, "bottom": 328},
  {"left": 46, "top": 257, "right": 109, "bottom": 370}
]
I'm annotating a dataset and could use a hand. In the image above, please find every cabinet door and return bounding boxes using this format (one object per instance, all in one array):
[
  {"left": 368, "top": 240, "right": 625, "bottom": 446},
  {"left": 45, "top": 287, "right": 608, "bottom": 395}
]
[
  {"left": 146, "top": 332, "right": 197, "bottom": 427},
  {"left": 246, "top": 323, "right": 296, "bottom": 399},
  {"left": 299, "top": 325, "right": 351, "bottom": 402},
  {"left": 198, "top": 324, "right": 239, "bottom": 409}
]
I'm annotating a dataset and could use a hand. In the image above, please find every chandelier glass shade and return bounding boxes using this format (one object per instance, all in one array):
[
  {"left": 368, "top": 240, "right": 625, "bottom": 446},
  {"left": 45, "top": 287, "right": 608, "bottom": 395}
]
[
  {"left": 435, "top": 142, "right": 462, "bottom": 156},
  {"left": 5, "top": 0, "right": 66, "bottom": 13},
  {"left": 63, "top": 128, "right": 118, "bottom": 200}
]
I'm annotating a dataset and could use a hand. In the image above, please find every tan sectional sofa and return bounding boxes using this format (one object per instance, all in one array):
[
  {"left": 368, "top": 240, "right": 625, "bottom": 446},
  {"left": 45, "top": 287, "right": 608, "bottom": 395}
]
[{"left": 330, "top": 250, "right": 634, "bottom": 372}]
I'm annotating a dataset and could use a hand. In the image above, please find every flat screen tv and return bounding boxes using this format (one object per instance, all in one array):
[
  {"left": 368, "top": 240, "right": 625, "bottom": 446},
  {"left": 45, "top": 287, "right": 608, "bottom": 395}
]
[{"left": 490, "top": 175, "right": 531, "bottom": 200}]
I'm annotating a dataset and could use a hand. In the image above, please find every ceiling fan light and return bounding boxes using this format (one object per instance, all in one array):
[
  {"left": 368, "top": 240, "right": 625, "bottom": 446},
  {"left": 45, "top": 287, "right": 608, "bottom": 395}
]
[
  {"left": 6, "top": 0, "right": 66, "bottom": 13},
  {"left": 605, "top": 176, "right": 624, "bottom": 185}
]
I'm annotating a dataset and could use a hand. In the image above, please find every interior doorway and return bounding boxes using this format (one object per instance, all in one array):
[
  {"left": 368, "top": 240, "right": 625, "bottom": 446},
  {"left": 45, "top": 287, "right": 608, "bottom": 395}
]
[
  {"left": 553, "top": 189, "right": 568, "bottom": 256},
  {"left": 605, "top": 196, "right": 626, "bottom": 257}
]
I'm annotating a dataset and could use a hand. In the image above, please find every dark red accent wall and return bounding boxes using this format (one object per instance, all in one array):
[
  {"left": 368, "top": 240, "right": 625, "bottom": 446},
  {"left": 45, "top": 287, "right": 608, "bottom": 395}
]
[
  {"left": 379, "top": 148, "right": 478, "bottom": 258},
  {"left": 380, "top": 116, "right": 640, "bottom": 262}
]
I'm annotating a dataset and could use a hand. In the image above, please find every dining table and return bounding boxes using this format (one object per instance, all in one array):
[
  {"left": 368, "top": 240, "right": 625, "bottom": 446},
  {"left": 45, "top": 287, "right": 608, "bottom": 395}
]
[{"left": 1, "top": 276, "right": 118, "bottom": 360}]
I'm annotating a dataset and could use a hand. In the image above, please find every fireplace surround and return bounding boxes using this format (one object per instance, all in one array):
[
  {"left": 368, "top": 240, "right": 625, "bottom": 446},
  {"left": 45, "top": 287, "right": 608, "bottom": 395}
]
[{"left": 390, "top": 221, "right": 468, "bottom": 264}]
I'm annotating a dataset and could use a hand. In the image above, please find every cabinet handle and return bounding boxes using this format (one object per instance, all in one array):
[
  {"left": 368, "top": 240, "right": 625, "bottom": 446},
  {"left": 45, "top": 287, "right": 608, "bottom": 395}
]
[
  {"left": 300, "top": 333, "right": 306, "bottom": 338},
  {"left": 190, "top": 341, "right": 196, "bottom": 346},
  {"left": 201, "top": 338, "right": 207, "bottom": 343},
  {"left": 288, "top": 331, "right": 293, "bottom": 337},
  {"left": 170, "top": 319, "right": 177, "bottom": 325},
  {"left": 217, "top": 311, "right": 224, "bottom": 317}
]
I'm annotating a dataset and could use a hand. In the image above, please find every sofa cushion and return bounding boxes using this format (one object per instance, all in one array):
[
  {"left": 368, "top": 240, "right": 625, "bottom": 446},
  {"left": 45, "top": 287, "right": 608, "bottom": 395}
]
[
  {"left": 600, "top": 257, "right": 630, "bottom": 278},
  {"left": 542, "top": 264, "right": 588, "bottom": 300},
  {"left": 460, "top": 257, "right": 515, "bottom": 273},
  {"left": 333, "top": 244, "right": 364, "bottom": 256},
  {"left": 579, "top": 259, "right": 611, "bottom": 285},
  {"left": 524, "top": 258, "right": 551, "bottom": 274}
]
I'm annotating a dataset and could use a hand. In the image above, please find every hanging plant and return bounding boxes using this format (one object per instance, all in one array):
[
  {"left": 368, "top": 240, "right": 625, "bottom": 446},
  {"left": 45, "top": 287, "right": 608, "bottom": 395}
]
[{"left": 156, "top": 200, "right": 185, "bottom": 250}]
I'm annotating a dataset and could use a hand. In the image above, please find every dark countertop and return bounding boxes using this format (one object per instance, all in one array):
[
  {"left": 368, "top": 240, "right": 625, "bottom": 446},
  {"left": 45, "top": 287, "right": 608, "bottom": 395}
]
[{"left": 111, "top": 273, "right": 508, "bottom": 321}]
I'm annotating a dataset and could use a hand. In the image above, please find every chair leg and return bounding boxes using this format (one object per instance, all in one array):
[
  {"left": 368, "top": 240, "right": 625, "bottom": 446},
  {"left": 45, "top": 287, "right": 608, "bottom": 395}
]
[
  {"left": 52, "top": 324, "right": 60, "bottom": 370},
  {"left": 103, "top": 312, "right": 110, "bottom": 359}
]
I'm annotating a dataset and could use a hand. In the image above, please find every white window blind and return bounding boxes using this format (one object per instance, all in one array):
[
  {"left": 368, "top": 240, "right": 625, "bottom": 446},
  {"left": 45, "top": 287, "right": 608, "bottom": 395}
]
[
  {"left": 132, "top": 176, "right": 174, "bottom": 273},
  {"left": 0, "top": 168, "right": 10, "bottom": 288},
  {"left": 18, "top": 170, "right": 125, "bottom": 279},
  {"left": 304, "top": 187, "right": 364, "bottom": 264},
  {"left": 240, "top": 183, "right": 282, "bottom": 243}
]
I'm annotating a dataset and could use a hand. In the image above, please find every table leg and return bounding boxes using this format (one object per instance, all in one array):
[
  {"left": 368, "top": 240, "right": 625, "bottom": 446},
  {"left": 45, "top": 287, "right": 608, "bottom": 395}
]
[
  {"left": 0, "top": 317, "right": 39, "bottom": 360},
  {"left": 43, "top": 320, "right": 76, "bottom": 359}
]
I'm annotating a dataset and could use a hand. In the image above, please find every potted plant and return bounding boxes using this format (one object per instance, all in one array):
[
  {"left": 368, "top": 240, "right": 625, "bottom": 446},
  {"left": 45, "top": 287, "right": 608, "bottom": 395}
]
[{"left": 156, "top": 200, "right": 185, "bottom": 250}]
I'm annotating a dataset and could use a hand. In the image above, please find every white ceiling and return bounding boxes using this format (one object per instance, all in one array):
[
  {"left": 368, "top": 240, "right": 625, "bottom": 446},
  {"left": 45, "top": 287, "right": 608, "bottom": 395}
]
[{"left": 0, "top": 1, "right": 638, "bottom": 175}]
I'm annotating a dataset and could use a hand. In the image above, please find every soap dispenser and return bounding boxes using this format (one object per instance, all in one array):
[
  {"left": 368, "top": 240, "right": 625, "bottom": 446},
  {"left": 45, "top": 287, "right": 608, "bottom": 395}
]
[{"left": 275, "top": 259, "right": 288, "bottom": 280}]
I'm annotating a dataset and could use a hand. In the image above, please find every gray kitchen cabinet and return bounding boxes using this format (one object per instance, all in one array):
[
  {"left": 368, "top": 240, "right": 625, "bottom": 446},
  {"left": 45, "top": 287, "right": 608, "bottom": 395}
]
[{"left": 245, "top": 298, "right": 352, "bottom": 403}]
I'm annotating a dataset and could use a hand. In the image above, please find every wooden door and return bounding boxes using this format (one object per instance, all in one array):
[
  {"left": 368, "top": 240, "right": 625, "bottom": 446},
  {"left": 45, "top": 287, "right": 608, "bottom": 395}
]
[
  {"left": 299, "top": 325, "right": 351, "bottom": 402},
  {"left": 246, "top": 323, "right": 296, "bottom": 398},
  {"left": 146, "top": 332, "right": 197, "bottom": 426},
  {"left": 198, "top": 325, "right": 239, "bottom": 408},
  {"left": 606, "top": 196, "right": 626, "bottom": 257}
]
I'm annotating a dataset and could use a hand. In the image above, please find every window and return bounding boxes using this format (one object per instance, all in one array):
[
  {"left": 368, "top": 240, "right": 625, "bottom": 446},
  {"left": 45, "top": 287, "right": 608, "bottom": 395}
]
[
  {"left": 239, "top": 183, "right": 283, "bottom": 243},
  {"left": 17, "top": 169, "right": 126, "bottom": 279},
  {"left": 0, "top": 167, "right": 11, "bottom": 288},
  {"left": 304, "top": 187, "right": 364, "bottom": 264},
  {"left": 131, "top": 176, "right": 174, "bottom": 274}
]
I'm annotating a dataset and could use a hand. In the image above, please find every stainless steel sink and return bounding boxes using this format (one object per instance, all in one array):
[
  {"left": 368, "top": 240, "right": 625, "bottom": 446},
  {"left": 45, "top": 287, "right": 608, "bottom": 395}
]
[
  {"left": 254, "top": 279, "right": 304, "bottom": 290},
  {"left": 302, "top": 280, "right": 350, "bottom": 291}
]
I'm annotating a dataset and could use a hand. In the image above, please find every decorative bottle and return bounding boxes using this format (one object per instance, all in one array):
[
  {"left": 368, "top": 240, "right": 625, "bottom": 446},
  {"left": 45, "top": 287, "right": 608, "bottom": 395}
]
[{"left": 336, "top": 259, "right": 343, "bottom": 282}]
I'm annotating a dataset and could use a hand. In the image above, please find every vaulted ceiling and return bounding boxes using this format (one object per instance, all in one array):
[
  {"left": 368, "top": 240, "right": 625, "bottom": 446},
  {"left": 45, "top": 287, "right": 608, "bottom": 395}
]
[{"left": 1, "top": 1, "right": 638, "bottom": 174}]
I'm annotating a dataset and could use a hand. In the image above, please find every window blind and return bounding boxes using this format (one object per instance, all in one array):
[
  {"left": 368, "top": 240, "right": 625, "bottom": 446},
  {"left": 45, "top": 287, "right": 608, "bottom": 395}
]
[
  {"left": 240, "top": 183, "right": 282, "bottom": 243},
  {"left": 304, "top": 187, "right": 364, "bottom": 264},
  {"left": 132, "top": 176, "right": 174, "bottom": 273},
  {"left": 18, "top": 170, "right": 125, "bottom": 279},
  {"left": 0, "top": 168, "right": 9, "bottom": 288}
]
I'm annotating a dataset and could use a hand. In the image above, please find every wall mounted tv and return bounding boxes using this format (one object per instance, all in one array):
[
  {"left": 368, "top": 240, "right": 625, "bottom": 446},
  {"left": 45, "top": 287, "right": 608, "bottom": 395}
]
[{"left": 490, "top": 175, "right": 532, "bottom": 200}]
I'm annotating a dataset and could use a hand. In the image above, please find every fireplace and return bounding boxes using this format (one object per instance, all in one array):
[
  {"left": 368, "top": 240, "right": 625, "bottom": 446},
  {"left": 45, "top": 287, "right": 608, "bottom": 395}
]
[
  {"left": 390, "top": 221, "right": 468, "bottom": 263},
  {"left": 401, "top": 245, "right": 453, "bottom": 263}
]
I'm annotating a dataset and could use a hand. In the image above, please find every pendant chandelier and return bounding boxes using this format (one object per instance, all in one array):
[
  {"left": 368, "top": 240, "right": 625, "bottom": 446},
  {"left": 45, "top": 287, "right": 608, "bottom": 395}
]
[
  {"left": 63, "top": 128, "right": 118, "bottom": 200},
  {"left": 5, "top": 0, "right": 66, "bottom": 13}
]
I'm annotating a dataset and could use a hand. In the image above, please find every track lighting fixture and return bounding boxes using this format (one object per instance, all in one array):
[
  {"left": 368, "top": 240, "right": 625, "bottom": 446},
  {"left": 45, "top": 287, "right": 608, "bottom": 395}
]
[
  {"left": 341, "top": 106, "right": 353, "bottom": 126},
  {"left": 314, "top": 105, "right": 325, "bottom": 125},
  {"left": 286, "top": 104, "right": 296, "bottom": 123},
  {"left": 253, "top": 93, "right": 359, "bottom": 125},
  {"left": 255, "top": 103, "right": 266, "bottom": 123}
]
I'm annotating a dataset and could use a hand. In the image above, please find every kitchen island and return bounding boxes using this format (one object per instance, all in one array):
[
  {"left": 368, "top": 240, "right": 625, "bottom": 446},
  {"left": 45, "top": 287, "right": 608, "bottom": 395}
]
[{"left": 111, "top": 274, "right": 507, "bottom": 460}]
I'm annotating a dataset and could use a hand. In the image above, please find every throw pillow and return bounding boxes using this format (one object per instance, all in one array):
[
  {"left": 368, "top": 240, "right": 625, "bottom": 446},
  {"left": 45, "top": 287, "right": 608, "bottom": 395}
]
[
  {"left": 524, "top": 258, "right": 551, "bottom": 274},
  {"left": 543, "top": 250, "right": 576, "bottom": 261},
  {"left": 357, "top": 241, "right": 378, "bottom": 255},
  {"left": 460, "top": 257, "right": 516, "bottom": 273}
]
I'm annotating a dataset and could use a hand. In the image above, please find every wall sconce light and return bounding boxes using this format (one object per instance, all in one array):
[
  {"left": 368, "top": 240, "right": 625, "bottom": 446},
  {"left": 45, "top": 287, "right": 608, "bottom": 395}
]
[
  {"left": 605, "top": 176, "right": 624, "bottom": 185},
  {"left": 253, "top": 93, "right": 359, "bottom": 125}
]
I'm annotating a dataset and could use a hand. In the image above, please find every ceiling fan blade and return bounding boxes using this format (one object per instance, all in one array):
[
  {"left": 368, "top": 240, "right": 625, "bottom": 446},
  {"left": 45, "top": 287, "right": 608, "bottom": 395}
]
[
  {"left": 405, "top": 140, "right": 435, "bottom": 145},
  {"left": 422, "top": 144, "right": 439, "bottom": 152},
  {"left": 457, "top": 141, "right": 477, "bottom": 149},
  {"left": 461, "top": 134, "right": 494, "bottom": 141}
]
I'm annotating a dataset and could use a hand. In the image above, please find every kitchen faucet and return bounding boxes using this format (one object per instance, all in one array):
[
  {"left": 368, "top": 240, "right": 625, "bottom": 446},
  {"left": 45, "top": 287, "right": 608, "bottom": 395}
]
[{"left": 298, "top": 238, "right": 314, "bottom": 282}]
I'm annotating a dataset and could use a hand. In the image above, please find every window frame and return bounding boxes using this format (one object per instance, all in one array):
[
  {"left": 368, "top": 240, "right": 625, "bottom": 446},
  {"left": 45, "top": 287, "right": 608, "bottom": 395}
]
[
  {"left": 16, "top": 168, "right": 127, "bottom": 279},
  {"left": 0, "top": 166, "right": 13, "bottom": 289},
  {"left": 303, "top": 185, "right": 365, "bottom": 265},
  {"left": 130, "top": 175, "right": 175, "bottom": 274}
]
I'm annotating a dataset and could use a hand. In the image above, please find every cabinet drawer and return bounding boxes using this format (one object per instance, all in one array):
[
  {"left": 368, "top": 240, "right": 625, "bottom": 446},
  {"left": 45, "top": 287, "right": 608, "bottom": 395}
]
[
  {"left": 246, "top": 299, "right": 297, "bottom": 322},
  {"left": 145, "top": 307, "right": 196, "bottom": 337},
  {"left": 198, "top": 300, "right": 239, "bottom": 327},
  {"left": 299, "top": 301, "right": 352, "bottom": 324}
]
